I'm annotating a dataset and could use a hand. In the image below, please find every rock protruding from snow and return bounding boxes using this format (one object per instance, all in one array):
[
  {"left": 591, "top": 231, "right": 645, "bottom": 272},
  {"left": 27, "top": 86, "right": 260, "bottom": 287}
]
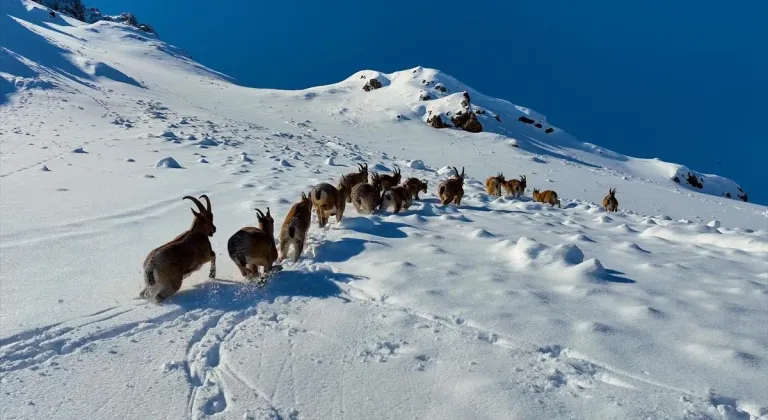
[
  {"left": 38, "top": 0, "right": 156, "bottom": 35},
  {"left": 362, "top": 78, "right": 383, "bottom": 92},
  {"left": 324, "top": 156, "right": 336, "bottom": 166},
  {"left": 154, "top": 157, "right": 183, "bottom": 169},
  {"left": 71, "top": 147, "right": 87, "bottom": 153},
  {"left": 664, "top": 163, "right": 749, "bottom": 202},
  {"left": 40, "top": 164, "right": 51, "bottom": 172},
  {"left": 423, "top": 92, "right": 483, "bottom": 133},
  {"left": 197, "top": 137, "right": 219, "bottom": 147}
]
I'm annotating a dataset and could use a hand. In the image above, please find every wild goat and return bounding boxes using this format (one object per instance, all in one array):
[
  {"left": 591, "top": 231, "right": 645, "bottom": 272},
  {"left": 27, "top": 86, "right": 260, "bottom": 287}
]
[
  {"left": 351, "top": 173, "right": 383, "bottom": 214},
  {"left": 485, "top": 172, "right": 505, "bottom": 196},
  {"left": 341, "top": 163, "right": 368, "bottom": 202},
  {"left": 227, "top": 207, "right": 279, "bottom": 280},
  {"left": 532, "top": 188, "right": 561, "bottom": 208},
  {"left": 403, "top": 177, "right": 428, "bottom": 199},
  {"left": 311, "top": 175, "right": 352, "bottom": 227},
  {"left": 503, "top": 175, "right": 527, "bottom": 198},
  {"left": 379, "top": 167, "right": 402, "bottom": 189},
  {"left": 279, "top": 192, "right": 312, "bottom": 262},
  {"left": 602, "top": 188, "right": 618, "bottom": 212},
  {"left": 438, "top": 166, "right": 465, "bottom": 206},
  {"left": 140, "top": 195, "right": 216, "bottom": 303},
  {"left": 379, "top": 185, "right": 412, "bottom": 213}
]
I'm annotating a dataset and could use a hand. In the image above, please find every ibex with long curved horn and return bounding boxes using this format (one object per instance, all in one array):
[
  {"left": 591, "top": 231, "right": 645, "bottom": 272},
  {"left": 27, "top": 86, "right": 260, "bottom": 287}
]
[
  {"left": 503, "top": 175, "right": 527, "bottom": 198},
  {"left": 279, "top": 192, "right": 312, "bottom": 262},
  {"left": 379, "top": 166, "right": 402, "bottom": 189},
  {"left": 227, "top": 207, "right": 279, "bottom": 281},
  {"left": 140, "top": 195, "right": 216, "bottom": 303},
  {"left": 602, "top": 188, "right": 618, "bottom": 212},
  {"left": 438, "top": 166, "right": 465, "bottom": 206},
  {"left": 341, "top": 163, "right": 369, "bottom": 202},
  {"left": 485, "top": 172, "right": 505, "bottom": 196}
]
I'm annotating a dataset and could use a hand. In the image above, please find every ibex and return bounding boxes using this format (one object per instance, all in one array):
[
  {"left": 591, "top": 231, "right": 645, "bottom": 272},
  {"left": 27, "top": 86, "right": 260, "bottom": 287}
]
[
  {"left": 403, "top": 177, "right": 428, "bottom": 200},
  {"left": 602, "top": 188, "right": 618, "bottom": 212},
  {"left": 279, "top": 192, "right": 312, "bottom": 262},
  {"left": 227, "top": 207, "right": 279, "bottom": 280},
  {"left": 140, "top": 195, "right": 216, "bottom": 303},
  {"left": 341, "top": 163, "right": 368, "bottom": 202},
  {"left": 438, "top": 166, "right": 465, "bottom": 206},
  {"left": 379, "top": 167, "right": 402, "bottom": 189},
  {"left": 351, "top": 172, "right": 383, "bottom": 214},
  {"left": 485, "top": 172, "right": 505, "bottom": 196},
  {"left": 311, "top": 175, "right": 352, "bottom": 227},
  {"left": 503, "top": 175, "right": 527, "bottom": 198},
  {"left": 379, "top": 185, "right": 413, "bottom": 213},
  {"left": 532, "top": 188, "right": 561, "bottom": 208}
]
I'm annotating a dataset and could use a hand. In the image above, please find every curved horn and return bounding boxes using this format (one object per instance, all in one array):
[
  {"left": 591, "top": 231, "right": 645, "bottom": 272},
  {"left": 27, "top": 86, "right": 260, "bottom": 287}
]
[
  {"left": 183, "top": 196, "right": 206, "bottom": 214},
  {"left": 199, "top": 194, "right": 211, "bottom": 213},
  {"left": 255, "top": 208, "right": 265, "bottom": 219},
  {"left": 266, "top": 207, "right": 271, "bottom": 216},
  {"left": 452, "top": 166, "right": 459, "bottom": 177},
  {"left": 357, "top": 163, "right": 364, "bottom": 171},
  {"left": 461, "top": 167, "right": 465, "bottom": 177}
]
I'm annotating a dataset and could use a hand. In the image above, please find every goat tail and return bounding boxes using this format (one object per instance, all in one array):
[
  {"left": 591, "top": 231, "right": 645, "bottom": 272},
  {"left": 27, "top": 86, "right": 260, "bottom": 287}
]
[{"left": 144, "top": 267, "right": 155, "bottom": 286}]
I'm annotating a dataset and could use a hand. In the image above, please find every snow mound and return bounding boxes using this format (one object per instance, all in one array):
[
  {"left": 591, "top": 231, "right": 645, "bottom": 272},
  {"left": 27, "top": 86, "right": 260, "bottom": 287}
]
[
  {"left": 640, "top": 225, "right": 768, "bottom": 253},
  {"left": 197, "top": 137, "right": 218, "bottom": 147},
  {"left": 154, "top": 156, "right": 182, "bottom": 168}
]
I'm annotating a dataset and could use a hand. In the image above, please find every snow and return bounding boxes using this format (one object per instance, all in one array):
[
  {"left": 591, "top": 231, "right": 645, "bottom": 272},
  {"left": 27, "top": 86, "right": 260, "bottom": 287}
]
[{"left": 1, "top": 1, "right": 767, "bottom": 419}]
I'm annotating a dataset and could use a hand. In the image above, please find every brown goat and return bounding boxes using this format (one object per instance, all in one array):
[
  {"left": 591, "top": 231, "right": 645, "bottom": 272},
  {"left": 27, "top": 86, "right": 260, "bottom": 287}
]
[
  {"left": 403, "top": 177, "right": 428, "bottom": 199},
  {"left": 379, "top": 167, "right": 402, "bottom": 189},
  {"left": 485, "top": 172, "right": 505, "bottom": 196},
  {"left": 351, "top": 173, "right": 383, "bottom": 214},
  {"left": 140, "top": 195, "right": 216, "bottom": 303},
  {"left": 602, "top": 188, "right": 618, "bottom": 212},
  {"left": 503, "top": 175, "right": 527, "bottom": 198},
  {"left": 311, "top": 175, "right": 352, "bottom": 227},
  {"left": 279, "top": 192, "right": 312, "bottom": 262},
  {"left": 532, "top": 188, "right": 561, "bottom": 208},
  {"left": 379, "top": 185, "right": 413, "bottom": 213},
  {"left": 227, "top": 207, "right": 279, "bottom": 281},
  {"left": 438, "top": 166, "right": 465, "bottom": 206},
  {"left": 341, "top": 163, "right": 368, "bottom": 203}
]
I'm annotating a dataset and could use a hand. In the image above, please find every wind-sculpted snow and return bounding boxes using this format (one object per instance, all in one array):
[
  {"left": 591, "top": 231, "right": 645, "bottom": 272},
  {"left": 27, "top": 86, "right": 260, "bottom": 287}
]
[{"left": 1, "top": 1, "right": 767, "bottom": 418}]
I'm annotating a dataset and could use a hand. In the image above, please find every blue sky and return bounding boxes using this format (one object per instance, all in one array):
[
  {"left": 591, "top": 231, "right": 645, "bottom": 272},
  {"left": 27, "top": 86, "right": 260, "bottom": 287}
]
[{"left": 91, "top": 0, "right": 768, "bottom": 204}]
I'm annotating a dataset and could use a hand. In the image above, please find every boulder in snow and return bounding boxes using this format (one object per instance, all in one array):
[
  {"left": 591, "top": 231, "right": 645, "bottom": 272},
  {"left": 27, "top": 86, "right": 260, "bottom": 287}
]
[{"left": 362, "top": 78, "right": 383, "bottom": 92}]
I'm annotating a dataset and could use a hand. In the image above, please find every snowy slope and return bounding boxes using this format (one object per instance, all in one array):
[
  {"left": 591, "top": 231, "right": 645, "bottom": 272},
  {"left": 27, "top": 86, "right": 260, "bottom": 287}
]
[{"left": 1, "top": 1, "right": 767, "bottom": 419}]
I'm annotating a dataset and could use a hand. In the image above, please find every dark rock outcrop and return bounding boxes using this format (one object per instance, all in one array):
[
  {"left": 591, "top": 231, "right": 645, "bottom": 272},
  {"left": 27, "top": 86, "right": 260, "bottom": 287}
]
[
  {"left": 419, "top": 92, "right": 432, "bottom": 101},
  {"left": 427, "top": 113, "right": 448, "bottom": 128},
  {"left": 362, "top": 78, "right": 382, "bottom": 92},
  {"left": 534, "top": 123, "right": 543, "bottom": 128},
  {"left": 462, "top": 112, "right": 483, "bottom": 133},
  {"left": 434, "top": 83, "right": 447, "bottom": 92},
  {"left": 518, "top": 116, "right": 535, "bottom": 124},
  {"left": 40, "top": 0, "right": 156, "bottom": 35},
  {"left": 545, "top": 127, "right": 554, "bottom": 134},
  {"left": 686, "top": 172, "right": 703, "bottom": 189},
  {"left": 737, "top": 188, "right": 748, "bottom": 202},
  {"left": 494, "top": 114, "right": 501, "bottom": 122}
]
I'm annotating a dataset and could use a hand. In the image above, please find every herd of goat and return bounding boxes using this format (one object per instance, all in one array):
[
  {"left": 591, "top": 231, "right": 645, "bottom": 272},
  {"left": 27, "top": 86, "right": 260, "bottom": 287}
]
[{"left": 139, "top": 164, "right": 620, "bottom": 303}]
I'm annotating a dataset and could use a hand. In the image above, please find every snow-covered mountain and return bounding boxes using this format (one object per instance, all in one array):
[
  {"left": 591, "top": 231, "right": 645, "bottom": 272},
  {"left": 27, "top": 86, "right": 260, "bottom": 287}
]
[{"left": 1, "top": 1, "right": 767, "bottom": 419}]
